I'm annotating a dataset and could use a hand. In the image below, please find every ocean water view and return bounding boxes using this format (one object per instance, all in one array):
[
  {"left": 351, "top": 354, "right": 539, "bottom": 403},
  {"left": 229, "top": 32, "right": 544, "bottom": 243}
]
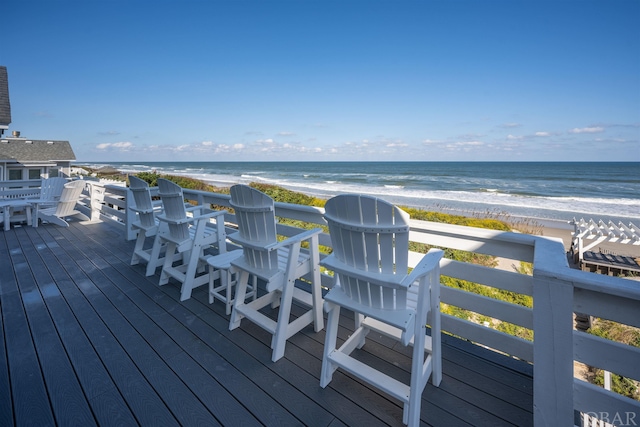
[{"left": 86, "top": 161, "right": 640, "bottom": 228}]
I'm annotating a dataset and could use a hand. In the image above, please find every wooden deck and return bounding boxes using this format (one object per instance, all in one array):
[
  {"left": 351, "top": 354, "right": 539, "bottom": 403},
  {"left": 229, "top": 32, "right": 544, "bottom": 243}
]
[{"left": 0, "top": 220, "right": 533, "bottom": 426}]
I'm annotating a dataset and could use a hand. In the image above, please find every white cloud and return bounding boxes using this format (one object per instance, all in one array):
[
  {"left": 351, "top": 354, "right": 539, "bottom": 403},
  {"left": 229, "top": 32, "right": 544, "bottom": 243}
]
[
  {"left": 534, "top": 132, "right": 550, "bottom": 137},
  {"left": 507, "top": 134, "right": 523, "bottom": 140},
  {"left": 570, "top": 126, "right": 604, "bottom": 134},
  {"left": 278, "top": 131, "right": 295, "bottom": 136},
  {"left": 96, "top": 141, "right": 133, "bottom": 150},
  {"left": 386, "top": 141, "right": 408, "bottom": 148},
  {"left": 112, "top": 141, "right": 133, "bottom": 148},
  {"left": 445, "top": 141, "right": 484, "bottom": 151},
  {"left": 201, "top": 140, "right": 213, "bottom": 146},
  {"left": 501, "top": 123, "right": 522, "bottom": 128}
]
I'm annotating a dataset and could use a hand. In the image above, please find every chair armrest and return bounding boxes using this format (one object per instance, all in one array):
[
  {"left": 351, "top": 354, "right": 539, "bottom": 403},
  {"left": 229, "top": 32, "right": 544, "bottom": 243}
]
[
  {"left": 191, "top": 209, "right": 227, "bottom": 222},
  {"left": 321, "top": 248, "right": 443, "bottom": 290},
  {"left": 157, "top": 209, "right": 226, "bottom": 225},
  {"left": 267, "top": 227, "right": 322, "bottom": 250},
  {"left": 228, "top": 227, "right": 322, "bottom": 251},
  {"left": 320, "top": 255, "right": 407, "bottom": 289},
  {"left": 130, "top": 206, "right": 156, "bottom": 215},
  {"left": 400, "top": 249, "right": 443, "bottom": 287}
]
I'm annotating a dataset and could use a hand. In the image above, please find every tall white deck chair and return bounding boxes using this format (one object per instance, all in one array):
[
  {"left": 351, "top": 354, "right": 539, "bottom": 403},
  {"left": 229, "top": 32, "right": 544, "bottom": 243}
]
[
  {"left": 156, "top": 178, "right": 228, "bottom": 301},
  {"left": 37, "top": 180, "right": 90, "bottom": 227},
  {"left": 30, "top": 177, "right": 68, "bottom": 227},
  {"left": 228, "top": 184, "right": 324, "bottom": 362},
  {"left": 129, "top": 176, "right": 166, "bottom": 275},
  {"left": 319, "top": 194, "right": 443, "bottom": 426}
]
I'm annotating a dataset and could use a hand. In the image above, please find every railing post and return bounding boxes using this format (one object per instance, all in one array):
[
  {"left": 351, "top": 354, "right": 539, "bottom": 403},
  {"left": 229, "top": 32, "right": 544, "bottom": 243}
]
[
  {"left": 124, "top": 187, "right": 137, "bottom": 241},
  {"left": 89, "top": 183, "right": 105, "bottom": 222},
  {"left": 533, "top": 271, "right": 575, "bottom": 426}
]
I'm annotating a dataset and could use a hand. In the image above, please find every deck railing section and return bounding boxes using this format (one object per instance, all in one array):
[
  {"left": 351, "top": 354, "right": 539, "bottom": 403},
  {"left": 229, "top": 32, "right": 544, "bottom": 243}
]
[
  {"left": 0, "top": 179, "right": 42, "bottom": 199},
  {"left": 534, "top": 237, "right": 640, "bottom": 427},
  {"left": 409, "top": 220, "right": 536, "bottom": 362},
  {"left": 78, "top": 180, "right": 130, "bottom": 235},
  {"left": 109, "top": 184, "right": 639, "bottom": 427}
]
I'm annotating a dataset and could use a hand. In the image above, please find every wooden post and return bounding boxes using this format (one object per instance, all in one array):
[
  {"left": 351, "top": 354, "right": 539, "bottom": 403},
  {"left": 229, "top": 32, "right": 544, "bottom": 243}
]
[
  {"left": 124, "top": 187, "right": 137, "bottom": 241},
  {"left": 533, "top": 273, "right": 575, "bottom": 426}
]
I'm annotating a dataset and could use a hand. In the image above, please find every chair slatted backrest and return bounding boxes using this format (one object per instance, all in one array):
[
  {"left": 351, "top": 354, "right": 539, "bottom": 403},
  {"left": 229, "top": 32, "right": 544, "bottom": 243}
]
[
  {"left": 129, "top": 176, "right": 156, "bottom": 229},
  {"left": 158, "top": 179, "right": 190, "bottom": 241},
  {"left": 40, "top": 177, "right": 68, "bottom": 202},
  {"left": 54, "top": 180, "right": 87, "bottom": 216},
  {"left": 324, "top": 194, "right": 411, "bottom": 310},
  {"left": 230, "top": 185, "right": 278, "bottom": 272}
]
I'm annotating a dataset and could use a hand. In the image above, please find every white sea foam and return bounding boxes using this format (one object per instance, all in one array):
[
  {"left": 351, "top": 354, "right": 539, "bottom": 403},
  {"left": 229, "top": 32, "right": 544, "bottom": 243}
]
[{"left": 100, "top": 162, "right": 640, "bottom": 224}]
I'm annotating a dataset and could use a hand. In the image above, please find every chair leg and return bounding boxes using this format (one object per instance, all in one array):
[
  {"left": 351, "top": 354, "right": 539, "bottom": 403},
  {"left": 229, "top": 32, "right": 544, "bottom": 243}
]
[
  {"left": 354, "top": 313, "right": 367, "bottom": 349},
  {"left": 131, "top": 230, "right": 146, "bottom": 265},
  {"left": 271, "top": 276, "right": 297, "bottom": 362},
  {"left": 320, "top": 303, "right": 341, "bottom": 388},
  {"left": 159, "top": 241, "right": 177, "bottom": 285},
  {"left": 309, "top": 236, "right": 324, "bottom": 332},
  {"left": 229, "top": 270, "right": 250, "bottom": 330},
  {"left": 146, "top": 235, "right": 164, "bottom": 276},
  {"left": 179, "top": 246, "right": 204, "bottom": 301},
  {"left": 406, "top": 315, "right": 427, "bottom": 426},
  {"left": 430, "top": 279, "right": 442, "bottom": 386}
]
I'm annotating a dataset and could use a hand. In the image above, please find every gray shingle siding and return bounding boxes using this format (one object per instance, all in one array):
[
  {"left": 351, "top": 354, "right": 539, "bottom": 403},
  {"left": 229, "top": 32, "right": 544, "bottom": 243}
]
[{"left": 0, "top": 66, "right": 11, "bottom": 127}]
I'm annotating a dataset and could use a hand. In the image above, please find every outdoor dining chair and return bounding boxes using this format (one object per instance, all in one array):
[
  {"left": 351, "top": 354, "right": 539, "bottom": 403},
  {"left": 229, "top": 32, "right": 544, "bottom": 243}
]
[
  {"left": 155, "top": 178, "right": 228, "bottom": 301},
  {"left": 128, "top": 175, "right": 167, "bottom": 276},
  {"left": 227, "top": 184, "right": 324, "bottom": 362},
  {"left": 319, "top": 194, "right": 443, "bottom": 426}
]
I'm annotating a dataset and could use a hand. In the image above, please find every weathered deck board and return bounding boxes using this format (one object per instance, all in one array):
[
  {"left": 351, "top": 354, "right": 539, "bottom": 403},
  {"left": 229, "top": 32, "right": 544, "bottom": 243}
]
[{"left": 1, "top": 220, "right": 534, "bottom": 426}]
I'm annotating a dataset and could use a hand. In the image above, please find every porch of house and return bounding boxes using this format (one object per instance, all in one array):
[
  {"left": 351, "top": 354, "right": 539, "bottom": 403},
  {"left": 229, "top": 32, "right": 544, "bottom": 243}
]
[{"left": 1, "top": 220, "right": 534, "bottom": 426}]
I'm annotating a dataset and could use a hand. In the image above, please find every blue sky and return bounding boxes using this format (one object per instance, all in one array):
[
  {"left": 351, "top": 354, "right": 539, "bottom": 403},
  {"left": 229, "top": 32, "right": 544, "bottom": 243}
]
[{"left": 2, "top": 0, "right": 639, "bottom": 162}]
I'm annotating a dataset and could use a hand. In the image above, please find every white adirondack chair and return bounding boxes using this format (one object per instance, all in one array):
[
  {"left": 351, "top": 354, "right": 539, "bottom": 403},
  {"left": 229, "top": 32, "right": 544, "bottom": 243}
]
[
  {"left": 30, "top": 177, "right": 68, "bottom": 227},
  {"left": 156, "top": 178, "right": 228, "bottom": 301},
  {"left": 37, "top": 180, "right": 90, "bottom": 227},
  {"left": 129, "top": 175, "right": 167, "bottom": 275},
  {"left": 228, "top": 184, "right": 324, "bottom": 362},
  {"left": 319, "top": 194, "right": 443, "bottom": 426}
]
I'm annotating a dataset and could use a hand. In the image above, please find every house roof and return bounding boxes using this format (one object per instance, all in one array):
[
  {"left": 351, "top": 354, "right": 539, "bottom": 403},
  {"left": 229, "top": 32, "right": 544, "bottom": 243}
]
[
  {"left": 0, "top": 138, "right": 76, "bottom": 162},
  {"left": 0, "top": 66, "right": 11, "bottom": 127}
]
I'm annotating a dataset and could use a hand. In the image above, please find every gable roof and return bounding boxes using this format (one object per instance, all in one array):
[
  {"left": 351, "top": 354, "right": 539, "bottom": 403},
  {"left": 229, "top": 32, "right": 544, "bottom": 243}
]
[
  {"left": 0, "top": 66, "right": 10, "bottom": 128},
  {"left": 0, "top": 138, "right": 76, "bottom": 162}
]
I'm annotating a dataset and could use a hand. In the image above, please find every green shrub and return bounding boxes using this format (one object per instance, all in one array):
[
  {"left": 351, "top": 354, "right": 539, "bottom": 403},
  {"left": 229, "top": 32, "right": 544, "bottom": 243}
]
[{"left": 249, "top": 182, "right": 326, "bottom": 207}]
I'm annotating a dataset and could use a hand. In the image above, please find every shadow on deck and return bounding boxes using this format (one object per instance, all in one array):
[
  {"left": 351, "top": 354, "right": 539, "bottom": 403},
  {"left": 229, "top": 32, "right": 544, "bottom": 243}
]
[{"left": 0, "top": 220, "right": 533, "bottom": 426}]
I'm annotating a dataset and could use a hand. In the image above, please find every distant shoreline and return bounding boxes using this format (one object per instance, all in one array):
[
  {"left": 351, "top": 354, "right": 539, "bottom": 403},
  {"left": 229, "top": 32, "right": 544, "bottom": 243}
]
[{"left": 89, "top": 165, "right": 640, "bottom": 256}]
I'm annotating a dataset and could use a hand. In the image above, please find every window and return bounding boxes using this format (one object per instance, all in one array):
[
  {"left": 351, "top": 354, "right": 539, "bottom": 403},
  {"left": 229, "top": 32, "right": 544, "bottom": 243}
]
[
  {"left": 8, "top": 169, "right": 22, "bottom": 180},
  {"left": 28, "top": 169, "right": 42, "bottom": 180},
  {"left": 49, "top": 168, "right": 59, "bottom": 178}
]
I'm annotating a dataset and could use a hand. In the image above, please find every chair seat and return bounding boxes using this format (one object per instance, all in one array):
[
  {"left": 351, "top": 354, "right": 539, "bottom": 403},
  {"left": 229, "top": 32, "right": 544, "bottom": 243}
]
[
  {"left": 324, "top": 285, "right": 416, "bottom": 332},
  {"left": 231, "top": 245, "right": 312, "bottom": 292}
]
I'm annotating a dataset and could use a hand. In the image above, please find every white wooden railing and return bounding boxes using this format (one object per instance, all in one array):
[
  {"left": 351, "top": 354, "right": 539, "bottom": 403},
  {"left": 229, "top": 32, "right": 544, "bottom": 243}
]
[
  {"left": 0, "top": 179, "right": 42, "bottom": 199},
  {"left": 75, "top": 184, "right": 640, "bottom": 426}
]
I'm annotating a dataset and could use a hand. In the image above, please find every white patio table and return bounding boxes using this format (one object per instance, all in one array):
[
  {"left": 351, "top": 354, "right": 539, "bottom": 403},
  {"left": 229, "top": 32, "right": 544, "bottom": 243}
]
[{"left": 0, "top": 199, "right": 33, "bottom": 231}]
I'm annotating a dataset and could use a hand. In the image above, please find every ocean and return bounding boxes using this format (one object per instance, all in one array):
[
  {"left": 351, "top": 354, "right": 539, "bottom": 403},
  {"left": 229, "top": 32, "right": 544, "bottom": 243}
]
[{"left": 85, "top": 161, "right": 640, "bottom": 229}]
